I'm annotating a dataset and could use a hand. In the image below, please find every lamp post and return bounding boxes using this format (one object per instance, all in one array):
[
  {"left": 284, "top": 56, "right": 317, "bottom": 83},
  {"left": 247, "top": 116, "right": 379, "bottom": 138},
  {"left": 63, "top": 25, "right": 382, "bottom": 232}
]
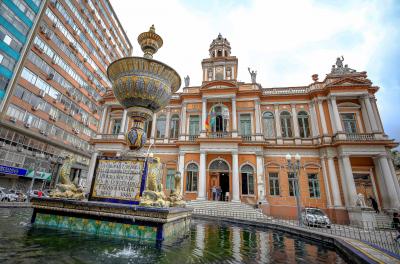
[
  {"left": 27, "top": 150, "right": 45, "bottom": 202},
  {"left": 286, "top": 153, "right": 302, "bottom": 226}
]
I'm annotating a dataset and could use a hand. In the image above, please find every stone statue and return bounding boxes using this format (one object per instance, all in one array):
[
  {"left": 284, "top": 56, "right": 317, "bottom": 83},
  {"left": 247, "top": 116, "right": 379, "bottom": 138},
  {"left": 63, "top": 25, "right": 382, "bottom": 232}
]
[
  {"left": 336, "top": 56, "right": 344, "bottom": 68},
  {"left": 355, "top": 193, "right": 367, "bottom": 207},
  {"left": 168, "top": 172, "right": 186, "bottom": 207},
  {"left": 184, "top": 75, "right": 190, "bottom": 87},
  {"left": 50, "top": 155, "right": 85, "bottom": 200},
  {"left": 139, "top": 158, "right": 169, "bottom": 207},
  {"left": 248, "top": 67, "right": 257, "bottom": 83}
]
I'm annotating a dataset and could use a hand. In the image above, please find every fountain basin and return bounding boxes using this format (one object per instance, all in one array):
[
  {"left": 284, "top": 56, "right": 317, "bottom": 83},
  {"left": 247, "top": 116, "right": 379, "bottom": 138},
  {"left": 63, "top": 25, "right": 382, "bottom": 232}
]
[{"left": 31, "top": 198, "right": 192, "bottom": 243}]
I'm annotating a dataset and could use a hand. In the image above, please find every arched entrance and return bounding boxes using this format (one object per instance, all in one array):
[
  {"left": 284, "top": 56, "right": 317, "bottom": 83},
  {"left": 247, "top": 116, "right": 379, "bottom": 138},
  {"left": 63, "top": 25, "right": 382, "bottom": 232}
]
[{"left": 209, "top": 159, "right": 230, "bottom": 201}]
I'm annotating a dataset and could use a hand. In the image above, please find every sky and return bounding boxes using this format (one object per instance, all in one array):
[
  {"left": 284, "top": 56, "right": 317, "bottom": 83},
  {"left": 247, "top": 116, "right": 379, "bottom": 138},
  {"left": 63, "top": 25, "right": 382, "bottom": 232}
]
[{"left": 110, "top": 0, "right": 400, "bottom": 143}]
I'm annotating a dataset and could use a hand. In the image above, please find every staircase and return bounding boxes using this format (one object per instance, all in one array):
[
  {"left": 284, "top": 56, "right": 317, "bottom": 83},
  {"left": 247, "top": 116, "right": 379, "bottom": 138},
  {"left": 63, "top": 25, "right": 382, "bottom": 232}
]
[
  {"left": 374, "top": 213, "right": 393, "bottom": 229},
  {"left": 187, "top": 200, "right": 269, "bottom": 221}
]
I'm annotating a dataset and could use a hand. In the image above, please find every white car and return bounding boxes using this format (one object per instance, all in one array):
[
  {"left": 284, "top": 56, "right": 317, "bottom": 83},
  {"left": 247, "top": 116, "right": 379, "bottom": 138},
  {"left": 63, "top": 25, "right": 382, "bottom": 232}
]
[
  {"left": 0, "top": 187, "right": 18, "bottom": 202},
  {"left": 301, "top": 208, "right": 331, "bottom": 228}
]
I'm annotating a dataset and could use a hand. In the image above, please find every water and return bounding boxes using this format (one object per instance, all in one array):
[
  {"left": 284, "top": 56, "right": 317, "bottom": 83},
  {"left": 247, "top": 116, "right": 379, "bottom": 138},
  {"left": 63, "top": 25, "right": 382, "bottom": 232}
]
[{"left": 0, "top": 208, "right": 346, "bottom": 264}]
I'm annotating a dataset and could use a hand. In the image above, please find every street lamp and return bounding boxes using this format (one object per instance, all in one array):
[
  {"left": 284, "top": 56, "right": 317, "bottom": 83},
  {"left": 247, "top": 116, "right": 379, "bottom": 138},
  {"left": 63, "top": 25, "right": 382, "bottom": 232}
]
[
  {"left": 286, "top": 153, "right": 302, "bottom": 226},
  {"left": 27, "top": 150, "right": 45, "bottom": 202}
]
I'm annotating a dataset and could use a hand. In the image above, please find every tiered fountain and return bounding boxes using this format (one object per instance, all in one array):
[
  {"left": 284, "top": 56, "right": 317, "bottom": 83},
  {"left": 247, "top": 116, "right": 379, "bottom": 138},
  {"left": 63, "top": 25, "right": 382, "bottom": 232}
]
[{"left": 30, "top": 26, "right": 191, "bottom": 243}]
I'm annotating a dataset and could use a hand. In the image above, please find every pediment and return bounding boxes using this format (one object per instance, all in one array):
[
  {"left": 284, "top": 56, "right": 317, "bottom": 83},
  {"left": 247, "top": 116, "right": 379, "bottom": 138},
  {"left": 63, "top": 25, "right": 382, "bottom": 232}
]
[
  {"left": 327, "top": 77, "right": 371, "bottom": 87},
  {"left": 201, "top": 80, "right": 237, "bottom": 90}
]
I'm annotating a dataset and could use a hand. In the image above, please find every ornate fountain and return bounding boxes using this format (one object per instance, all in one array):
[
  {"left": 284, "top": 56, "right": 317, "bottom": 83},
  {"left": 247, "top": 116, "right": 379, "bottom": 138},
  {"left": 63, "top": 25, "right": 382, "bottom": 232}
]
[{"left": 30, "top": 26, "right": 191, "bottom": 243}]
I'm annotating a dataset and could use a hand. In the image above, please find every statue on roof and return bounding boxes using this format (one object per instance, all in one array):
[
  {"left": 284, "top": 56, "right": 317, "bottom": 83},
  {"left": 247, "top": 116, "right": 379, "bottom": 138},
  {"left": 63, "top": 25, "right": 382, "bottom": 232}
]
[
  {"left": 184, "top": 75, "right": 190, "bottom": 87},
  {"left": 331, "top": 56, "right": 356, "bottom": 74},
  {"left": 248, "top": 67, "right": 257, "bottom": 83}
]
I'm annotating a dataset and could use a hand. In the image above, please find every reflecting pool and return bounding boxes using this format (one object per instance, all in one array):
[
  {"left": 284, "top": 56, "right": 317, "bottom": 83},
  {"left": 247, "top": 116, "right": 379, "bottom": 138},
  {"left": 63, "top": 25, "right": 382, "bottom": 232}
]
[{"left": 0, "top": 208, "right": 346, "bottom": 263}]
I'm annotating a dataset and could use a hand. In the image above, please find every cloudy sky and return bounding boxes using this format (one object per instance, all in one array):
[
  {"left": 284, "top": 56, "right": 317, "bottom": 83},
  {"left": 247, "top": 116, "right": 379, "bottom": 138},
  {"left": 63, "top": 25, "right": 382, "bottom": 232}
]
[{"left": 111, "top": 0, "right": 400, "bottom": 143}]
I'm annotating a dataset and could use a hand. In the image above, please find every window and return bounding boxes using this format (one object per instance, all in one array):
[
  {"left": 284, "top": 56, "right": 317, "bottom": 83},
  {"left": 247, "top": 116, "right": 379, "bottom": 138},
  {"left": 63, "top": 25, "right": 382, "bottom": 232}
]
[
  {"left": 240, "top": 114, "right": 251, "bottom": 136},
  {"left": 169, "top": 114, "right": 180, "bottom": 139},
  {"left": 280, "top": 111, "right": 292, "bottom": 138},
  {"left": 269, "top": 172, "right": 280, "bottom": 196},
  {"left": 308, "top": 173, "right": 320, "bottom": 198},
  {"left": 298, "top": 111, "right": 310, "bottom": 138},
  {"left": 186, "top": 163, "right": 198, "bottom": 192},
  {"left": 156, "top": 115, "right": 166, "bottom": 138},
  {"left": 189, "top": 115, "right": 200, "bottom": 135},
  {"left": 210, "top": 105, "right": 229, "bottom": 132},
  {"left": 0, "top": 26, "right": 23, "bottom": 51},
  {"left": 241, "top": 165, "right": 254, "bottom": 195},
  {"left": 111, "top": 119, "right": 121, "bottom": 134},
  {"left": 341, "top": 113, "right": 357, "bottom": 134},
  {"left": 288, "top": 172, "right": 298, "bottom": 196},
  {"left": 166, "top": 169, "right": 175, "bottom": 191},
  {"left": 262, "top": 112, "right": 275, "bottom": 138}
]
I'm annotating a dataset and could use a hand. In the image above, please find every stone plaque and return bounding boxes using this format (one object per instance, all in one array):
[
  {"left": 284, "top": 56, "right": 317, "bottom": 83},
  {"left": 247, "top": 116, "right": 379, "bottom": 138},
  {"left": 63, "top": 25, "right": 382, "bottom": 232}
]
[{"left": 89, "top": 157, "right": 145, "bottom": 204}]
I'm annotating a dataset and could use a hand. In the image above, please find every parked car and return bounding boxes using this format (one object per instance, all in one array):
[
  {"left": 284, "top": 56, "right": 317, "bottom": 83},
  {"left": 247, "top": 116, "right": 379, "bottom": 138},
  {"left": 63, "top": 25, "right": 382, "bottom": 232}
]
[
  {"left": 9, "top": 189, "right": 27, "bottom": 202},
  {"left": 0, "top": 187, "right": 18, "bottom": 202},
  {"left": 301, "top": 207, "right": 331, "bottom": 228},
  {"left": 28, "top": 190, "right": 48, "bottom": 198}
]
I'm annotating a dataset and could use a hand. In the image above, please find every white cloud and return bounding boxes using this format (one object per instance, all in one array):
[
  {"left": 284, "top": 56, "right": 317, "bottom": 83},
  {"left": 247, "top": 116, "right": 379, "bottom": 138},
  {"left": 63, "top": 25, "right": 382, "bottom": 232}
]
[{"left": 111, "top": 0, "right": 399, "bottom": 141}]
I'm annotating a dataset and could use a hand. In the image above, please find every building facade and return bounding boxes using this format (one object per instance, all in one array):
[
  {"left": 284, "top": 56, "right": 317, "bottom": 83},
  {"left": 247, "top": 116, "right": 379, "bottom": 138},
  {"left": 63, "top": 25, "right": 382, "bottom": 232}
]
[
  {"left": 0, "top": 0, "right": 132, "bottom": 191},
  {"left": 91, "top": 34, "right": 399, "bottom": 222}
]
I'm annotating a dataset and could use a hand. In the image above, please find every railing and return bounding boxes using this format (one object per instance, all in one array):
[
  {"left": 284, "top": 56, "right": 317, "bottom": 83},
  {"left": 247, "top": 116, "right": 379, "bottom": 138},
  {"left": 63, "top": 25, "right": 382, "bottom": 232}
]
[
  {"left": 241, "top": 135, "right": 252, "bottom": 141},
  {"left": 188, "top": 135, "right": 199, "bottom": 141},
  {"left": 95, "top": 133, "right": 124, "bottom": 140},
  {"left": 192, "top": 208, "right": 400, "bottom": 255},
  {"left": 333, "top": 133, "right": 376, "bottom": 142},
  {"left": 262, "top": 87, "right": 309, "bottom": 95},
  {"left": 208, "top": 131, "right": 232, "bottom": 138}
]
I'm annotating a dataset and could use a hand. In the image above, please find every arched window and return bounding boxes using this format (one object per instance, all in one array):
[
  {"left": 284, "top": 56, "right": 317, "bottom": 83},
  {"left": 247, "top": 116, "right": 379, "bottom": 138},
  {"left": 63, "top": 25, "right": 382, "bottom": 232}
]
[
  {"left": 156, "top": 115, "right": 166, "bottom": 138},
  {"left": 209, "top": 104, "right": 229, "bottom": 133},
  {"left": 262, "top": 112, "right": 275, "bottom": 138},
  {"left": 280, "top": 111, "right": 292, "bottom": 138},
  {"left": 241, "top": 165, "right": 254, "bottom": 195},
  {"left": 169, "top": 114, "right": 180, "bottom": 139},
  {"left": 297, "top": 111, "right": 310, "bottom": 138},
  {"left": 186, "top": 163, "right": 198, "bottom": 192}
]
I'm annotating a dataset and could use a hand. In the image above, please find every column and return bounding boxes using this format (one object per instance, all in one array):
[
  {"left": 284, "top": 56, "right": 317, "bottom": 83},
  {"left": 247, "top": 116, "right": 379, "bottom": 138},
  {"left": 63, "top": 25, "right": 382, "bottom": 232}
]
[
  {"left": 371, "top": 97, "right": 384, "bottom": 132},
  {"left": 387, "top": 155, "right": 400, "bottom": 198},
  {"left": 99, "top": 106, "right": 108, "bottom": 133},
  {"left": 164, "top": 108, "right": 171, "bottom": 141},
  {"left": 119, "top": 109, "right": 127, "bottom": 134},
  {"left": 359, "top": 98, "right": 372, "bottom": 133},
  {"left": 178, "top": 152, "right": 185, "bottom": 194},
  {"left": 291, "top": 104, "right": 300, "bottom": 139},
  {"left": 255, "top": 99, "right": 262, "bottom": 139},
  {"left": 327, "top": 157, "right": 342, "bottom": 207},
  {"left": 309, "top": 101, "right": 320, "bottom": 137},
  {"left": 329, "top": 95, "right": 343, "bottom": 133},
  {"left": 85, "top": 152, "right": 98, "bottom": 192},
  {"left": 274, "top": 104, "right": 282, "bottom": 140},
  {"left": 320, "top": 157, "right": 332, "bottom": 207},
  {"left": 373, "top": 157, "right": 390, "bottom": 208},
  {"left": 377, "top": 154, "right": 400, "bottom": 208},
  {"left": 362, "top": 94, "right": 379, "bottom": 132},
  {"left": 150, "top": 113, "right": 157, "bottom": 142},
  {"left": 256, "top": 152, "right": 266, "bottom": 201},
  {"left": 317, "top": 99, "right": 328, "bottom": 135},
  {"left": 201, "top": 98, "right": 207, "bottom": 137},
  {"left": 197, "top": 150, "right": 207, "bottom": 200},
  {"left": 232, "top": 98, "right": 238, "bottom": 137},
  {"left": 339, "top": 154, "right": 357, "bottom": 207},
  {"left": 180, "top": 102, "right": 187, "bottom": 140},
  {"left": 232, "top": 150, "right": 240, "bottom": 202}
]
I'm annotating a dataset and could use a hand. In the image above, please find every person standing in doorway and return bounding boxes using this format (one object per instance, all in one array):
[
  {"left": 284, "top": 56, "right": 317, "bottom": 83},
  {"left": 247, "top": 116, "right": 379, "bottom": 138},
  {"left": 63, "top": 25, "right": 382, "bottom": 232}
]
[
  {"left": 368, "top": 196, "right": 379, "bottom": 214},
  {"left": 216, "top": 186, "right": 222, "bottom": 201},
  {"left": 212, "top": 186, "right": 216, "bottom": 201}
]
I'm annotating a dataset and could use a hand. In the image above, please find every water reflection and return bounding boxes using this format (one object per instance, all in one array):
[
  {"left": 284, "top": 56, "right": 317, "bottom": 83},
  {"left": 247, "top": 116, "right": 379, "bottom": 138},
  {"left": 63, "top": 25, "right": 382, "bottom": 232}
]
[{"left": 0, "top": 208, "right": 346, "bottom": 264}]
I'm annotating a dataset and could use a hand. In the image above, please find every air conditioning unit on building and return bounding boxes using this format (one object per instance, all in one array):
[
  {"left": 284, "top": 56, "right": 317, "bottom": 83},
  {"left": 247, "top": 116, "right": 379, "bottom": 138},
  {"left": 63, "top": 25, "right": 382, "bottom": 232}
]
[
  {"left": 24, "top": 122, "right": 31, "bottom": 128},
  {"left": 9, "top": 116, "right": 16, "bottom": 123},
  {"left": 39, "top": 129, "right": 46, "bottom": 135},
  {"left": 69, "top": 110, "right": 74, "bottom": 116},
  {"left": 47, "top": 73, "right": 54, "bottom": 80},
  {"left": 38, "top": 90, "right": 46, "bottom": 98},
  {"left": 39, "top": 25, "right": 47, "bottom": 34},
  {"left": 32, "top": 104, "right": 40, "bottom": 111},
  {"left": 52, "top": 22, "right": 57, "bottom": 28},
  {"left": 44, "top": 132, "right": 49, "bottom": 137},
  {"left": 45, "top": 31, "right": 53, "bottom": 40},
  {"left": 49, "top": 113, "right": 56, "bottom": 121},
  {"left": 88, "top": 75, "right": 93, "bottom": 81}
]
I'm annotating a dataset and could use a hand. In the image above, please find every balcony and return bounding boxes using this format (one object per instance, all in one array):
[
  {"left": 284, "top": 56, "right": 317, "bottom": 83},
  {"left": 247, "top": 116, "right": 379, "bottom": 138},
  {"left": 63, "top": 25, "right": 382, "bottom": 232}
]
[
  {"left": 91, "top": 133, "right": 126, "bottom": 144},
  {"left": 208, "top": 131, "right": 232, "bottom": 138},
  {"left": 332, "top": 133, "right": 386, "bottom": 143}
]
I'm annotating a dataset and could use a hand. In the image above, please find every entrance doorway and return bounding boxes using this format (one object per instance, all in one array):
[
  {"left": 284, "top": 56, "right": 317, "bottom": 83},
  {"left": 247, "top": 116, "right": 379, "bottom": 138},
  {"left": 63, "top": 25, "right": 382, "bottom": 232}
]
[{"left": 209, "top": 159, "right": 230, "bottom": 201}]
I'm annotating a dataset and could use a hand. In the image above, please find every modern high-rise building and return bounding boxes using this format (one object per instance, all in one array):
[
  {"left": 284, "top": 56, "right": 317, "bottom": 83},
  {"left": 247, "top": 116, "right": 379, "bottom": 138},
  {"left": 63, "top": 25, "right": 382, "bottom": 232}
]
[
  {"left": 92, "top": 34, "right": 399, "bottom": 222},
  {"left": 0, "top": 0, "right": 132, "bottom": 191}
]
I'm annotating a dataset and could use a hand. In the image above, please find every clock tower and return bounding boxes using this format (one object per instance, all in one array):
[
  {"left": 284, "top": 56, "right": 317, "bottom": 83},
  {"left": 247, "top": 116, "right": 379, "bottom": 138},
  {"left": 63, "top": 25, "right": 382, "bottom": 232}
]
[{"left": 202, "top": 34, "right": 238, "bottom": 82}]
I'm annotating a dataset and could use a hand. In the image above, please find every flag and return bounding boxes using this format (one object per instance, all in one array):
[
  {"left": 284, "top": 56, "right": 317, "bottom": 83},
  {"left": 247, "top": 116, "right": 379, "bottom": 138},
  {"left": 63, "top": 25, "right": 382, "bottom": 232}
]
[{"left": 205, "top": 115, "right": 210, "bottom": 131}]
